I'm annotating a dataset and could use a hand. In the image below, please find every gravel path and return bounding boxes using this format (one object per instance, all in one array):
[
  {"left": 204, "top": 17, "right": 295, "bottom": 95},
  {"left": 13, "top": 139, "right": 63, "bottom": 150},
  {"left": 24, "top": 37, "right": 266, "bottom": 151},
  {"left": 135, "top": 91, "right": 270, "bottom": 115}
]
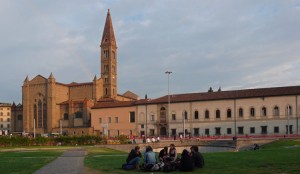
[{"left": 33, "top": 148, "right": 86, "bottom": 174}]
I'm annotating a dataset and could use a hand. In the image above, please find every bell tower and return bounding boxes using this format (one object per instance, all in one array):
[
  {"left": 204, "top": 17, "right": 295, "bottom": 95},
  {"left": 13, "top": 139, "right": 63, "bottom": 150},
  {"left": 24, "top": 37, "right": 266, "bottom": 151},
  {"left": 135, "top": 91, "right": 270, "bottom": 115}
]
[{"left": 100, "top": 9, "right": 117, "bottom": 99}]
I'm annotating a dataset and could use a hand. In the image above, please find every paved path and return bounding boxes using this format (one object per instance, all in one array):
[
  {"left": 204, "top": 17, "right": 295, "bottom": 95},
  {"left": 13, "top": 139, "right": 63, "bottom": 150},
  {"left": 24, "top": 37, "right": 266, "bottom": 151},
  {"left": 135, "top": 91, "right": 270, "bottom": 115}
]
[{"left": 34, "top": 148, "right": 86, "bottom": 174}]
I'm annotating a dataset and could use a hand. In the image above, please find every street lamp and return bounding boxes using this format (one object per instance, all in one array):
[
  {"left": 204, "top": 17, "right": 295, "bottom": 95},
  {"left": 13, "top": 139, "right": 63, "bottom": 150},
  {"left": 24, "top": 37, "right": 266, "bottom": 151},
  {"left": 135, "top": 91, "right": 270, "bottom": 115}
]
[
  {"left": 145, "top": 94, "right": 148, "bottom": 138},
  {"left": 287, "top": 105, "right": 290, "bottom": 137},
  {"left": 165, "top": 71, "right": 172, "bottom": 136}
]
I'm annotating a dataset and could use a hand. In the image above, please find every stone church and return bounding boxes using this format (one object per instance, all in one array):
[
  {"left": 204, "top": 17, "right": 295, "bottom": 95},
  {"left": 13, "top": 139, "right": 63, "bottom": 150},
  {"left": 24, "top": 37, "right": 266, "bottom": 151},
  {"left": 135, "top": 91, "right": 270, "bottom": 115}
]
[{"left": 21, "top": 10, "right": 138, "bottom": 135}]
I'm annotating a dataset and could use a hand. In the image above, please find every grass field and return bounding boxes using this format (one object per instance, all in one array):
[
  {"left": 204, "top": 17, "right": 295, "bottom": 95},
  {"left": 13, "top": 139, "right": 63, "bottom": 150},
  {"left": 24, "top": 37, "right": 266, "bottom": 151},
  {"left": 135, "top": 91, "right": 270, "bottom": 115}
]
[
  {"left": 84, "top": 139, "right": 300, "bottom": 174},
  {"left": 0, "top": 150, "right": 63, "bottom": 174},
  {"left": 0, "top": 139, "right": 299, "bottom": 173}
]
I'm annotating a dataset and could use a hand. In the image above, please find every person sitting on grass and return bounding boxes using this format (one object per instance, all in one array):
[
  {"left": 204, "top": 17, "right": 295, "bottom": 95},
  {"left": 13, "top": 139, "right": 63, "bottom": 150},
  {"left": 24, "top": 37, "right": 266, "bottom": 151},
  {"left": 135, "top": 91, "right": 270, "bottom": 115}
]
[
  {"left": 144, "top": 146, "right": 157, "bottom": 170},
  {"left": 126, "top": 146, "right": 142, "bottom": 169},
  {"left": 159, "top": 146, "right": 168, "bottom": 162},
  {"left": 179, "top": 149, "right": 194, "bottom": 172},
  {"left": 168, "top": 144, "right": 177, "bottom": 162},
  {"left": 190, "top": 145, "right": 204, "bottom": 168}
]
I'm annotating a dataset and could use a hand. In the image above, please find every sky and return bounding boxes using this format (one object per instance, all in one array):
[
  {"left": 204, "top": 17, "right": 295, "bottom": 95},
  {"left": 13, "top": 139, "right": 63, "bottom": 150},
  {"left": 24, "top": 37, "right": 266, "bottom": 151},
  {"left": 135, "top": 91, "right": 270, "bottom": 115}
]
[{"left": 1, "top": 0, "right": 300, "bottom": 104}]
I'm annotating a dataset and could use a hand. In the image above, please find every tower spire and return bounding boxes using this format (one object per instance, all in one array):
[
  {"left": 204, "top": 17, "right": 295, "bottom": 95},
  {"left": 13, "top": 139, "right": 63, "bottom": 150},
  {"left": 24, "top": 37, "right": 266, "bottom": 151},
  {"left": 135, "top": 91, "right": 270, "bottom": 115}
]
[
  {"left": 101, "top": 9, "right": 117, "bottom": 47},
  {"left": 100, "top": 9, "right": 118, "bottom": 99}
]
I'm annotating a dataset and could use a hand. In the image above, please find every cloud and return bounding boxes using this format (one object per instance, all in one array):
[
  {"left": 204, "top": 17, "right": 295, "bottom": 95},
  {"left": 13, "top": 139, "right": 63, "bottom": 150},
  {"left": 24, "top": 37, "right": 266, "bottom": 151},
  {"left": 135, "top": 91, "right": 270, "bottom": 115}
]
[{"left": 1, "top": 0, "right": 300, "bottom": 103}]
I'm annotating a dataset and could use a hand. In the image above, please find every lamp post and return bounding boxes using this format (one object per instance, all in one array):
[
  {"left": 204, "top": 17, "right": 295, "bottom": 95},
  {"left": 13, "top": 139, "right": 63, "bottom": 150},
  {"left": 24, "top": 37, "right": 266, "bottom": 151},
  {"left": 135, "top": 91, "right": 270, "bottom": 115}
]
[
  {"left": 287, "top": 105, "right": 290, "bottom": 137},
  {"left": 165, "top": 71, "right": 172, "bottom": 136},
  {"left": 145, "top": 94, "right": 148, "bottom": 138}
]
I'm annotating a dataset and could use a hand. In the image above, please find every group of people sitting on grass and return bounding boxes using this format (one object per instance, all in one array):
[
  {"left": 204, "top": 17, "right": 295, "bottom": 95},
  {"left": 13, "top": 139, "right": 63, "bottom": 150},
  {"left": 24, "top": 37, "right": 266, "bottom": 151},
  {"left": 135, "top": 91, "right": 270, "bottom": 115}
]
[{"left": 123, "top": 144, "right": 204, "bottom": 172}]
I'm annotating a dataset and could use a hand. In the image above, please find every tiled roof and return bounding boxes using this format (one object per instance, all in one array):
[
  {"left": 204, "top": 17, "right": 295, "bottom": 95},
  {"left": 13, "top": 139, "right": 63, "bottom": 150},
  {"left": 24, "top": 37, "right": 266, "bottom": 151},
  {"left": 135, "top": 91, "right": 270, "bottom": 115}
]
[
  {"left": 91, "top": 85, "right": 300, "bottom": 109},
  {"left": 147, "top": 85, "right": 300, "bottom": 104}
]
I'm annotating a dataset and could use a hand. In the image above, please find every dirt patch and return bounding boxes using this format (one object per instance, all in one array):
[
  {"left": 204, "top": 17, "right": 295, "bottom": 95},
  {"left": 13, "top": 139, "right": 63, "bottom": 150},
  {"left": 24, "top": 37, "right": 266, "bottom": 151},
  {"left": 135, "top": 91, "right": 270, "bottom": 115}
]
[{"left": 84, "top": 167, "right": 103, "bottom": 174}]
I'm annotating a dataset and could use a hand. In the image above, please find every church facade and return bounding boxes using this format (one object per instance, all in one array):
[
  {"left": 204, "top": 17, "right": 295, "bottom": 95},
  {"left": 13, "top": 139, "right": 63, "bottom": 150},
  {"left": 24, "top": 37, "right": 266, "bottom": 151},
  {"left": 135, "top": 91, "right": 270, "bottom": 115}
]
[{"left": 20, "top": 10, "right": 138, "bottom": 135}]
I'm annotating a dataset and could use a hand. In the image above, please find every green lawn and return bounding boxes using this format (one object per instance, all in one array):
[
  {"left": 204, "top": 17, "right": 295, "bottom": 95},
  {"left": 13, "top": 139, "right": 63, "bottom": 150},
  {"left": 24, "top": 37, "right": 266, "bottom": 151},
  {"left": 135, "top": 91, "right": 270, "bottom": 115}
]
[
  {"left": 84, "top": 139, "right": 300, "bottom": 174},
  {"left": 0, "top": 150, "right": 63, "bottom": 174}
]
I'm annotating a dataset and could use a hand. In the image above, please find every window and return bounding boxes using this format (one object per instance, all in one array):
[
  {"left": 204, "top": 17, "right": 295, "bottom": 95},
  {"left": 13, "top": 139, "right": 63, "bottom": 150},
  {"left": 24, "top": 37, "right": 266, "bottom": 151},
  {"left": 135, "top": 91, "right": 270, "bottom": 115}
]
[
  {"left": 216, "top": 109, "right": 220, "bottom": 119},
  {"left": 115, "top": 117, "right": 118, "bottom": 123},
  {"left": 17, "top": 115, "right": 23, "bottom": 120},
  {"left": 239, "top": 108, "right": 243, "bottom": 117},
  {"left": 194, "top": 128, "right": 199, "bottom": 136},
  {"left": 7, "top": 112, "right": 10, "bottom": 116},
  {"left": 215, "top": 127, "right": 221, "bottom": 135},
  {"left": 250, "top": 107, "right": 255, "bottom": 117},
  {"left": 227, "top": 128, "right": 232, "bottom": 134},
  {"left": 205, "top": 110, "right": 209, "bottom": 119},
  {"left": 63, "top": 113, "right": 69, "bottom": 120},
  {"left": 141, "top": 124, "right": 144, "bottom": 128},
  {"left": 104, "top": 65, "right": 109, "bottom": 72},
  {"left": 183, "top": 111, "right": 188, "bottom": 120},
  {"left": 130, "top": 112, "right": 135, "bottom": 123},
  {"left": 150, "top": 114, "right": 154, "bottom": 121},
  {"left": 75, "top": 111, "right": 82, "bottom": 118},
  {"left": 172, "top": 113, "right": 176, "bottom": 120},
  {"left": 261, "top": 107, "right": 267, "bottom": 116},
  {"left": 261, "top": 126, "right": 267, "bottom": 134},
  {"left": 7, "top": 124, "right": 10, "bottom": 128},
  {"left": 171, "top": 129, "right": 176, "bottom": 136},
  {"left": 250, "top": 127, "right": 255, "bottom": 134},
  {"left": 0, "top": 118, "right": 2, "bottom": 121},
  {"left": 104, "top": 50, "right": 109, "bottom": 58},
  {"left": 274, "top": 126, "right": 279, "bottom": 133},
  {"left": 150, "top": 129, "right": 155, "bottom": 136},
  {"left": 205, "top": 129, "right": 210, "bottom": 136},
  {"left": 108, "top": 117, "right": 111, "bottom": 123},
  {"left": 194, "top": 111, "right": 199, "bottom": 119},
  {"left": 287, "top": 105, "right": 292, "bottom": 116},
  {"left": 227, "top": 109, "right": 232, "bottom": 118},
  {"left": 0, "top": 124, "right": 2, "bottom": 128},
  {"left": 273, "top": 106, "right": 279, "bottom": 116},
  {"left": 99, "top": 118, "right": 102, "bottom": 123},
  {"left": 0, "top": 112, "right": 2, "bottom": 116},
  {"left": 238, "top": 127, "right": 244, "bottom": 135},
  {"left": 286, "top": 125, "right": 293, "bottom": 134},
  {"left": 160, "top": 107, "right": 166, "bottom": 123},
  {"left": 7, "top": 118, "right": 10, "bottom": 122}
]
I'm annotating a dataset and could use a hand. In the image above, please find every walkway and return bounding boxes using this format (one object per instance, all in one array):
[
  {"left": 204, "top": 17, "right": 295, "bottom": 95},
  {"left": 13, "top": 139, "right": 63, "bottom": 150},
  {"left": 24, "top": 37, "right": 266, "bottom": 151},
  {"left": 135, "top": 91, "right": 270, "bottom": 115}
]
[{"left": 34, "top": 148, "right": 86, "bottom": 174}]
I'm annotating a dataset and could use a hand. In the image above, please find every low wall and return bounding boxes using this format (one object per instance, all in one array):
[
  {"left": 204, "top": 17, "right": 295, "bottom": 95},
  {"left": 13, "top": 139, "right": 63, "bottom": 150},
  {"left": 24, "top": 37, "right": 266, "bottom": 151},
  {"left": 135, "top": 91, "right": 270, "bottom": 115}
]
[{"left": 95, "top": 139, "right": 236, "bottom": 152}]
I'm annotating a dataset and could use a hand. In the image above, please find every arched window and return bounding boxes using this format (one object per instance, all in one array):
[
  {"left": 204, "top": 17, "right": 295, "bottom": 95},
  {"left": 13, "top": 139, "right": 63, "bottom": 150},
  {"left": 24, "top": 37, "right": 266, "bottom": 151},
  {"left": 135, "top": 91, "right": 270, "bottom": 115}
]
[
  {"left": 261, "top": 107, "right": 267, "bottom": 116},
  {"left": 287, "top": 105, "right": 292, "bottom": 116},
  {"left": 194, "top": 110, "right": 199, "bottom": 119},
  {"left": 239, "top": 108, "right": 243, "bottom": 117},
  {"left": 38, "top": 100, "right": 43, "bottom": 128},
  {"left": 216, "top": 109, "right": 220, "bottom": 119},
  {"left": 160, "top": 107, "right": 166, "bottom": 123},
  {"left": 43, "top": 103, "right": 47, "bottom": 129},
  {"left": 205, "top": 110, "right": 209, "bottom": 119},
  {"left": 250, "top": 107, "right": 255, "bottom": 117},
  {"left": 273, "top": 106, "right": 279, "bottom": 116},
  {"left": 7, "top": 112, "right": 10, "bottom": 116},
  {"left": 227, "top": 109, "right": 232, "bottom": 118}
]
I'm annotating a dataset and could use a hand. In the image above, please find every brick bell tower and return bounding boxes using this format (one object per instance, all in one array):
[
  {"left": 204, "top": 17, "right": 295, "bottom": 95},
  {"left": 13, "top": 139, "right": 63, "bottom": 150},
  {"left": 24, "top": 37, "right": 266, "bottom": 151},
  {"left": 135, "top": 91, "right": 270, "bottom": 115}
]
[{"left": 100, "top": 9, "right": 117, "bottom": 99}]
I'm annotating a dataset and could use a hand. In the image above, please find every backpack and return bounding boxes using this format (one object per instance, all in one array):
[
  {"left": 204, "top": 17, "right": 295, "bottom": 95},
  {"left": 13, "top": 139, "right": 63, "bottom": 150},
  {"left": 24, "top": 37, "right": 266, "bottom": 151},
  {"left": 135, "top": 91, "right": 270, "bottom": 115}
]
[
  {"left": 144, "top": 163, "right": 154, "bottom": 172},
  {"left": 122, "top": 163, "right": 135, "bottom": 170}
]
